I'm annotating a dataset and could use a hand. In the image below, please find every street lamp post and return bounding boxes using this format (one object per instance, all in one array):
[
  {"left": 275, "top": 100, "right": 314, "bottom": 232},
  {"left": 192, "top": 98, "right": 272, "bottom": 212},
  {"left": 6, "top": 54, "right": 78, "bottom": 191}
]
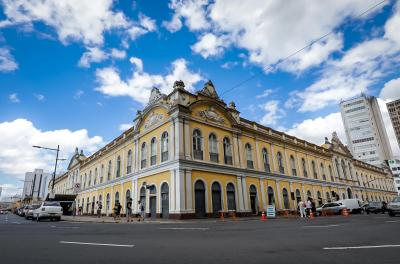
[{"left": 32, "top": 145, "right": 62, "bottom": 199}]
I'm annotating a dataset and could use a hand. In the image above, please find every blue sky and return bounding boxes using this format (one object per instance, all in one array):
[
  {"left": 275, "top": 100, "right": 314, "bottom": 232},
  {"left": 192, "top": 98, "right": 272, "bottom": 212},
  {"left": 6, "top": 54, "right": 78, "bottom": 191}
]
[{"left": 1, "top": 0, "right": 400, "bottom": 199}]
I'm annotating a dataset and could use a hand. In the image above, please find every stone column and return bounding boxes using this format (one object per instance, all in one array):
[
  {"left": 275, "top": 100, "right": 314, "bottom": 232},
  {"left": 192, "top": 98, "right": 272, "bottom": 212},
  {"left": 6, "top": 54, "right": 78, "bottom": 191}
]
[
  {"left": 236, "top": 176, "right": 245, "bottom": 212},
  {"left": 255, "top": 139, "right": 261, "bottom": 171},
  {"left": 174, "top": 118, "right": 185, "bottom": 160},
  {"left": 237, "top": 137, "right": 245, "bottom": 169},
  {"left": 185, "top": 169, "right": 193, "bottom": 213},
  {"left": 173, "top": 168, "right": 186, "bottom": 215},
  {"left": 184, "top": 118, "right": 191, "bottom": 160},
  {"left": 270, "top": 145, "right": 276, "bottom": 173},
  {"left": 276, "top": 181, "right": 283, "bottom": 210},
  {"left": 259, "top": 178, "right": 267, "bottom": 211},
  {"left": 241, "top": 176, "right": 249, "bottom": 211},
  {"left": 289, "top": 182, "right": 295, "bottom": 210},
  {"left": 169, "top": 120, "right": 175, "bottom": 160},
  {"left": 169, "top": 170, "right": 176, "bottom": 213},
  {"left": 132, "top": 178, "right": 138, "bottom": 214}
]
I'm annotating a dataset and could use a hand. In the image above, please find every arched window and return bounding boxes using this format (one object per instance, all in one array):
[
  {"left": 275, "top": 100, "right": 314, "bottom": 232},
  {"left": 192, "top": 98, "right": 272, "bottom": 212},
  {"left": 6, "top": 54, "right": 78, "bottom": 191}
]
[
  {"left": 141, "top": 142, "right": 147, "bottom": 168},
  {"left": 311, "top": 161, "right": 317, "bottom": 179},
  {"left": 302, "top": 158, "right": 308, "bottom": 177},
  {"left": 307, "top": 190, "right": 312, "bottom": 200},
  {"left": 211, "top": 182, "right": 222, "bottom": 214},
  {"left": 126, "top": 189, "right": 131, "bottom": 208},
  {"left": 320, "top": 163, "right": 326, "bottom": 181},
  {"left": 326, "top": 192, "right": 331, "bottom": 203},
  {"left": 342, "top": 193, "right": 346, "bottom": 200},
  {"left": 116, "top": 156, "right": 121, "bottom": 178},
  {"left": 328, "top": 165, "right": 334, "bottom": 182},
  {"left": 262, "top": 148, "right": 270, "bottom": 172},
  {"left": 282, "top": 188, "right": 289, "bottom": 209},
  {"left": 267, "top": 187, "right": 275, "bottom": 205},
  {"left": 290, "top": 155, "right": 296, "bottom": 176},
  {"left": 193, "top": 129, "right": 203, "bottom": 160},
  {"left": 223, "top": 137, "right": 233, "bottom": 165},
  {"left": 140, "top": 187, "right": 146, "bottom": 206},
  {"left": 226, "top": 183, "right": 236, "bottom": 210},
  {"left": 107, "top": 160, "right": 112, "bottom": 181},
  {"left": 209, "top": 133, "right": 219, "bottom": 163},
  {"left": 161, "top": 132, "right": 169, "bottom": 162},
  {"left": 106, "top": 193, "right": 110, "bottom": 213},
  {"left": 100, "top": 164, "right": 104, "bottom": 183},
  {"left": 245, "top": 143, "right": 254, "bottom": 169},
  {"left": 115, "top": 192, "right": 120, "bottom": 205},
  {"left": 335, "top": 159, "right": 340, "bottom": 179},
  {"left": 277, "top": 152, "right": 284, "bottom": 174},
  {"left": 317, "top": 191, "right": 322, "bottom": 206},
  {"left": 127, "top": 150, "right": 132, "bottom": 173},
  {"left": 295, "top": 189, "right": 301, "bottom": 203},
  {"left": 150, "top": 137, "right": 157, "bottom": 166},
  {"left": 348, "top": 163, "right": 353, "bottom": 180},
  {"left": 341, "top": 160, "right": 347, "bottom": 179},
  {"left": 94, "top": 168, "right": 98, "bottom": 185},
  {"left": 88, "top": 171, "right": 92, "bottom": 186}
]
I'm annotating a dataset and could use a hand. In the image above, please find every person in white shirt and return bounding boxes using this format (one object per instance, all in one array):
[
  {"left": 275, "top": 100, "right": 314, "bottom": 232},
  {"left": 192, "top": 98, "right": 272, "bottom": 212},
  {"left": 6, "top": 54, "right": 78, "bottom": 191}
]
[
  {"left": 306, "top": 199, "right": 312, "bottom": 217},
  {"left": 298, "top": 200, "right": 306, "bottom": 218}
]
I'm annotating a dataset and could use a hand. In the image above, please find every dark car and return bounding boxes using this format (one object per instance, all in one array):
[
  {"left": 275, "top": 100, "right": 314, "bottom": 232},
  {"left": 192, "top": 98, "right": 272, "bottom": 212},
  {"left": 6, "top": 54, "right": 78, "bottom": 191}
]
[{"left": 365, "top": 201, "right": 383, "bottom": 214}]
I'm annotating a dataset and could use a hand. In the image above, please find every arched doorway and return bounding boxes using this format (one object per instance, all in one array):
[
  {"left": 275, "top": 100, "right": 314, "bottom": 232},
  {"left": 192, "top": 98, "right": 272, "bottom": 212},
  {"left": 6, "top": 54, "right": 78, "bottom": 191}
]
[
  {"left": 194, "top": 180, "right": 206, "bottom": 218},
  {"left": 249, "top": 185, "right": 257, "bottom": 214},
  {"left": 211, "top": 182, "right": 222, "bottom": 217},
  {"left": 149, "top": 185, "right": 157, "bottom": 219},
  {"left": 267, "top": 187, "right": 275, "bottom": 205},
  {"left": 282, "top": 188, "right": 289, "bottom": 209},
  {"left": 91, "top": 196, "right": 95, "bottom": 215},
  {"left": 295, "top": 189, "right": 301, "bottom": 203},
  {"left": 125, "top": 189, "right": 131, "bottom": 212},
  {"left": 161, "top": 183, "right": 169, "bottom": 219},
  {"left": 226, "top": 183, "right": 236, "bottom": 211},
  {"left": 347, "top": 188, "right": 353, "bottom": 199}
]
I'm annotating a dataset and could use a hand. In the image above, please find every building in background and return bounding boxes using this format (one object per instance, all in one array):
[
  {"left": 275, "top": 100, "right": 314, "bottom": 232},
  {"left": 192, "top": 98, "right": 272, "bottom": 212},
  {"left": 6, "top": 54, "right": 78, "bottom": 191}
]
[
  {"left": 22, "top": 169, "right": 51, "bottom": 202},
  {"left": 387, "top": 99, "right": 400, "bottom": 149},
  {"left": 387, "top": 159, "right": 400, "bottom": 195},
  {"left": 340, "top": 95, "right": 393, "bottom": 167}
]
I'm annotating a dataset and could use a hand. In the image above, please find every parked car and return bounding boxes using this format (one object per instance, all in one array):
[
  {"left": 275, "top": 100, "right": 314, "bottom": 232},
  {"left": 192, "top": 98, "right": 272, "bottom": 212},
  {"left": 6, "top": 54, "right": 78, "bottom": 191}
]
[
  {"left": 19, "top": 205, "right": 29, "bottom": 217},
  {"left": 387, "top": 196, "right": 400, "bottom": 217},
  {"left": 25, "top": 204, "right": 40, "bottom": 219},
  {"left": 0, "top": 209, "right": 8, "bottom": 214},
  {"left": 316, "top": 202, "right": 346, "bottom": 216},
  {"left": 337, "top": 198, "right": 363, "bottom": 213},
  {"left": 364, "top": 201, "right": 383, "bottom": 214},
  {"left": 32, "top": 202, "right": 63, "bottom": 221}
]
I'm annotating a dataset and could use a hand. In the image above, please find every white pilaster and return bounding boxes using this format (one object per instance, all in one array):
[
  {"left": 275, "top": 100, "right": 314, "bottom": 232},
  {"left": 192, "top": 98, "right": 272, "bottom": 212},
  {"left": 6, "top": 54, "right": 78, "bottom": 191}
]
[
  {"left": 185, "top": 169, "right": 193, "bottom": 212},
  {"left": 259, "top": 178, "right": 267, "bottom": 211},
  {"left": 276, "top": 181, "right": 283, "bottom": 210}
]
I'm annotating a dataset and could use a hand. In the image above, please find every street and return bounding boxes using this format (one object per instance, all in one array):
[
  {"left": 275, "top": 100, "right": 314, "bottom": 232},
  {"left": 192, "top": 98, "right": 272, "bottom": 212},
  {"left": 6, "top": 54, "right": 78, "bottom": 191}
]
[{"left": 1, "top": 213, "right": 399, "bottom": 264}]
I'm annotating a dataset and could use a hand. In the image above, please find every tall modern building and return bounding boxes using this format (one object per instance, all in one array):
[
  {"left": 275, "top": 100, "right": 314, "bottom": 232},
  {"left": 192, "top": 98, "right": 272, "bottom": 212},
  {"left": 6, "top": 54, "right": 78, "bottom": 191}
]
[
  {"left": 387, "top": 99, "right": 400, "bottom": 149},
  {"left": 340, "top": 95, "right": 393, "bottom": 167},
  {"left": 22, "top": 169, "right": 51, "bottom": 202},
  {"left": 387, "top": 159, "right": 400, "bottom": 195}
]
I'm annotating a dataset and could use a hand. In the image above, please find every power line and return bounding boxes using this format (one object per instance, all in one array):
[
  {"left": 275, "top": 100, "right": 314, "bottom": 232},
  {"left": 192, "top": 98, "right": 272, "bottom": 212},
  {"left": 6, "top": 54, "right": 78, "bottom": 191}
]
[{"left": 220, "top": 0, "right": 389, "bottom": 97}]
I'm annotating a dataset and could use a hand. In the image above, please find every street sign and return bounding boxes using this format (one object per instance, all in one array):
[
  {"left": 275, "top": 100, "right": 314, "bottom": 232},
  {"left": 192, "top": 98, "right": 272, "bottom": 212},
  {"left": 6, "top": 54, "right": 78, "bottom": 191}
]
[{"left": 266, "top": 205, "right": 276, "bottom": 218}]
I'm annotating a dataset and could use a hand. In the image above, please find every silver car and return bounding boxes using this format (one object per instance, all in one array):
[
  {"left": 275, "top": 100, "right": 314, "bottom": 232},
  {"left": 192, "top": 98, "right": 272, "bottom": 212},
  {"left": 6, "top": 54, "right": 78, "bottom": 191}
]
[
  {"left": 316, "top": 202, "right": 346, "bottom": 216},
  {"left": 387, "top": 196, "right": 400, "bottom": 217}
]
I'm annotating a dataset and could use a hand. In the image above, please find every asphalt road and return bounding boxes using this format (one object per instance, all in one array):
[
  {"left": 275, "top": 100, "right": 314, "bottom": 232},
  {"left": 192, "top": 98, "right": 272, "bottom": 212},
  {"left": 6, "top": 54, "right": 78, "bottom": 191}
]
[{"left": 1, "top": 213, "right": 399, "bottom": 264}]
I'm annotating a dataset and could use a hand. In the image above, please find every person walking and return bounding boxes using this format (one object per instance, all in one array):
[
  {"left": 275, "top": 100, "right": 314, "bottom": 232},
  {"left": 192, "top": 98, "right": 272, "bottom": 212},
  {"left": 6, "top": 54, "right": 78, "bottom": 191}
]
[
  {"left": 126, "top": 198, "right": 132, "bottom": 222},
  {"left": 138, "top": 201, "right": 145, "bottom": 222},
  {"left": 306, "top": 199, "right": 312, "bottom": 217},
  {"left": 298, "top": 200, "right": 306, "bottom": 218},
  {"left": 97, "top": 201, "right": 102, "bottom": 218}
]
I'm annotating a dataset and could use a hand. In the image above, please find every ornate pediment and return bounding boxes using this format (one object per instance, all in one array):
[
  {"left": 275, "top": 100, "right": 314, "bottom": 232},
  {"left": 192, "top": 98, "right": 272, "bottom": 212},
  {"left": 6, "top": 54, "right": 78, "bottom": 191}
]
[
  {"left": 148, "top": 87, "right": 165, "bottom": 105},
  {"left": 330, "top": 131, "right": 352, "bottom": 157},
  {"left": 144, "top": 112, "right": 164, "bottom": 129},
  {"left": 198, "top": 106, "right": 225, "bottom": 124},
  {"left": 200, "top": 80, "right": 219, "bottom": 99}
]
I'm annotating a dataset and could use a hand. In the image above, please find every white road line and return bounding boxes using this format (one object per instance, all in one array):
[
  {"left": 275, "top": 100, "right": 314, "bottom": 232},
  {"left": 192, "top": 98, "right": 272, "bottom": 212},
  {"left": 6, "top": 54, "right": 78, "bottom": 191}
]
[
  {"left": 386, "top": 220, "right": 400, "bottom": 223},
  {"left": 11, "top": 222, "right": 21, "bottom": 225},
  {"left": 303, "top": 224, "right": 339, "bottom": 228},
  {"left": 159, "top": 227, "right": 209, "bottom": 230},
  {"left": 51, "top": 225, "right": 80, "bottom": 229},
  {"left": 324, "top": 244, "right": 400, "bottom": 250},
  {"left": 59, "top": 241, "right": 134, "bottom": 248}
]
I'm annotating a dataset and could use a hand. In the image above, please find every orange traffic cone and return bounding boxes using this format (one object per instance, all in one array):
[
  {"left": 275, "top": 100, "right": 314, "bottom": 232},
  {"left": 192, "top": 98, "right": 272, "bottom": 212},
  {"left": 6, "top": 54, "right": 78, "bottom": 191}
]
[
  {"left": 342, "top": 208, "right": 349, "bottom": 217},
  {"left": 220, "top": 211, "right": 225, "bottom": 221},
  {"left": 309, "top": 211, "right": 315, "bottom": 219},
  {"left": 261, "top": 211, "right": 267, "bottom": 221}
]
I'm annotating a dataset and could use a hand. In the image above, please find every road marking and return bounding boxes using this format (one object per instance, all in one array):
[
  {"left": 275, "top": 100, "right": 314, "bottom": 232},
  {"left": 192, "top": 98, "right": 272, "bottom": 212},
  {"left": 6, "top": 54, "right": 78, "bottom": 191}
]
[
  {"left": 324, "top": 244, "right": 400, "bottom": 250},
  {"left": 159, "top": 227, "right": 209, "bottom": 230},
  {"left": 51, "top": 225, "right": 80, "bottom": 229},
  {"left": 303, "top": 224, "right": 339, "bottom": 228},
  {"left": 59, "top": 241, "right": 134, "bottom": 247},
  {"left": 386, "top": 220, "right": 400, "bottom": 223},
  {"left": 11, "top": 222, "right": 21, "bottom": 225}
]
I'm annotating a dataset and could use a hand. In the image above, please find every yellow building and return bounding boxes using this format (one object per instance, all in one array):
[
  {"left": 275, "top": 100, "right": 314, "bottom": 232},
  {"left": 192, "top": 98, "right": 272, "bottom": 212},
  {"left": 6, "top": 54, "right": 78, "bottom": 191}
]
[{"left": 66, "top": 80, "right": 396, "bottom": 218}]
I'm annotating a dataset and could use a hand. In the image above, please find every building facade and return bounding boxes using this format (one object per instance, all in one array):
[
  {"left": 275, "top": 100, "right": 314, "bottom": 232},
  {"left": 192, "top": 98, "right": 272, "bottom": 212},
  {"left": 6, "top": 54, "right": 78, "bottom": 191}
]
[
  {"left": 22, "top": 169, "right": 51, "bottom": 202},
  {"left": 387, "top": 99, "right": 400, "bottom": 149},
  {"left": 340, "top": 95, "right": 393, "bottom": 167},
  {"left": 54, "top": 81, "right": 397, "bottom": 218},
  {"left": 387, "top": 159, "right": 400, "bottom": 195}
]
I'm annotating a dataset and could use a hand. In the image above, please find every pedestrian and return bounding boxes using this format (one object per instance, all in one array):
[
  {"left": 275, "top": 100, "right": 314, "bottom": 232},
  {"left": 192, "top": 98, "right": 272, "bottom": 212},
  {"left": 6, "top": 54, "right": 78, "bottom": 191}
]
[
  {"left": 306, "top": 199, "right": 312, "bottom": 217},
  {"left": 138, "top": 201, "right": 145, "bottom": 221},
  {"left": 298, "top": 200, "right": 306, "bottom": 218},
  {"left": 78, "top": 206, "right": 82, "bottom": 216},
  {"left": 113, "top": 202, "right": 118, "bottom": 220},
  {"left": 126, "top": 198, "right": 132, "bottom": 222},
  {"left": 97, "top": 201, "right": 102, "bottom": 218}
]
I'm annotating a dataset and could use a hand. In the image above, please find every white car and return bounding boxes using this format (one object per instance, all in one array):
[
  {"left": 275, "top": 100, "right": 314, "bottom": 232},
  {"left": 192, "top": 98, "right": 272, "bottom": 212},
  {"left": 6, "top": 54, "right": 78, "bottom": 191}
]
[
  {"left": 336, "top": 198, "right": 363, "bottom": 213},
  {"left": 32, "top": 202, "right": 63, "bottom": 221}
]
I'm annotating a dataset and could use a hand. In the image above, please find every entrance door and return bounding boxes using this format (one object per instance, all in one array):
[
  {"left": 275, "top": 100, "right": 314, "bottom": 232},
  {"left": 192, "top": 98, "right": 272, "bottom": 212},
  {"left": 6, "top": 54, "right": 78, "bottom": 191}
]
[
  {"left": 150, "top": 196, "right": 157, "bottom": 219},
  {"left": 161, "top": 183, "right": 169, "bottom": 219},
  {"left": 195, "top": 180, "right": 206, "bottom": 218},
  {"left": 249, "top": 185, "right": 257, "bottom": 214},
  {"left": 211, "top": 182, "right": 222, "bottom": 217}
]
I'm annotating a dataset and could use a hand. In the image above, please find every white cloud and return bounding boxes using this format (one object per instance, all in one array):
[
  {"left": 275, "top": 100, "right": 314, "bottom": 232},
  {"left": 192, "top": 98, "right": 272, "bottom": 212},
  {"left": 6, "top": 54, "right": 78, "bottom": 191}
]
[
  {"left": 139, "top": 13, "right": 157, "bottom": 32},
  {"left": 379, "top": 77, "right": 400, "bottom": 101},
  {"left": 78, "top": 47, "right": 108, "bottom": 68},
  {"left": 110, "top": 48, "right": 126, "bottom": 59},
  {"left": 0, "top": 119, "right": 104, "bottom": 179},
  {"left": 259, "top": 100, "right": 285, "bottom": 126},
  {"left": 288, "top": 2, "right": 400, "bottom": 112},
  {"left": 220, "top": 61, "right": 238, "bottom": 69},
  {"left": 74, "top": 90, "right": 84, "bottom": 99},
  {"left": 256, "top": 89, "right": 273, "bottom": 99},
  {"left": 286, "top": 112, "right": 346, "bottom": 146},
  {"left": 163, "top": 0, "right": 209, "bottom": 32},
  {"left": 191, "top": 33, "right": 229, "bottom": 58},
  {"left": 34, "top": 94, "right": 45, "bottom": 101},
  {"left": 119, "top": 123, "right": 132, "bottom": 131},
  {"left": 9, "top": 93, "right": 20, "bottom": 103},
  {"left": 0, "top": 183, "right": 21, "bottom": 201},
  {"left": 95, "top": 57, "right": 203, "bottom": 104},
  {"left": 0, "top": 47, "right": 18, "bottom": 72}
]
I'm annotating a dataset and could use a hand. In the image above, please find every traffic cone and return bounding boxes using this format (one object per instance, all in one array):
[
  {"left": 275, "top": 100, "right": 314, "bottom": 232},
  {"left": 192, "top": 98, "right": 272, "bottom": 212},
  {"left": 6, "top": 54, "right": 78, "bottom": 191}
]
[
  {"left": 342, "top": 208, "right": 349, "bottom": 217},
  {"left": 309, "top": 211, "right": 315, "bottom": 219},
  {"left": 220, "top": 211, "right": 225, "bottom": 221},
  {"left": 261, "top": 211, "right": 267, "bottom": 221}
]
